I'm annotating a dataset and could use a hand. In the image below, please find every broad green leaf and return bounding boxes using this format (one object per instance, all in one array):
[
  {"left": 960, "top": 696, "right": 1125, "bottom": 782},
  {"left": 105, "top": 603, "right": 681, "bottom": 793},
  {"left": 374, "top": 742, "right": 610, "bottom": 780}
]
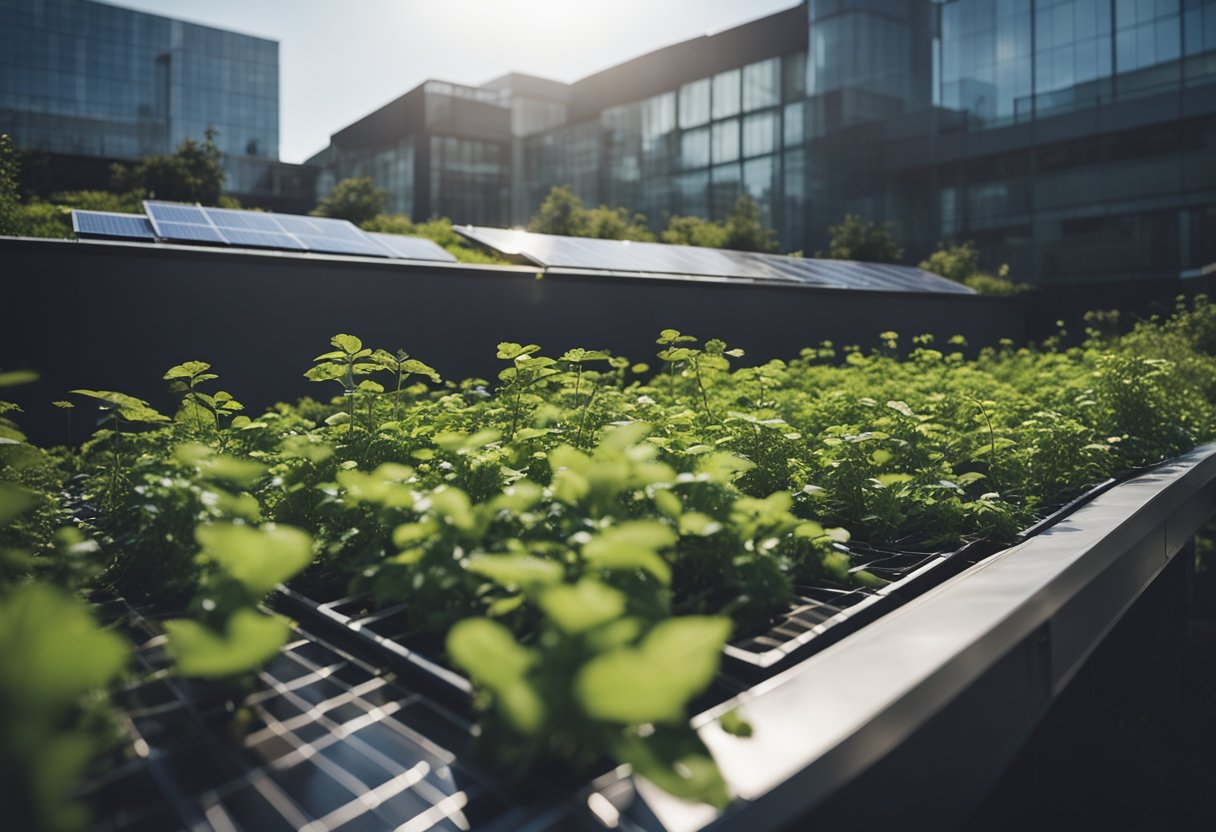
[
  {"left": 538, "top": 580, "right": 626, "bottom": 635},
  {"left": 0, "top": 482, "right": 36, "bottom": 526},
  {"left": 583, "top": 521, "right": 675, "bottom": 585},
  {"left": 575, "top": 616, "right": 730, "bottom": 724},
  {"left": 696, "top": 452, "right": 756, "bottom": 482},
  {"left": 430, "top": 488, "right": 475, "bottom": 530},
  {"left": 330, "top": 334, "right": 363, "bottom": 354},
  {"left": 679, "top": 512, "right": 722, "bottom": 537},
  {"left": 194, "top": 523, "right": 313, "bottom": 596},
  {"left": 165, "top": 609, "right": 289, "bottom": 678},
  {"left": 0, "top": 369, "right": 38, "bottom": 387},
  {"left": 886, "top": 400, "right": 914, "bottom": 417},
  {"left": 163, "top": 361, "right": 211, "bottom": 380},
  {"left": 613, "top": 727, "right": 730, "bottom": 809},
  {"left": 71, "top": 389, "right": 168, "bottom": 423},
  {"left": 175, "top": 443, "right": 266, "bottom": 487},
  {"left": 446, "top": 618, "right": 545, "bottom": 732},
  {"left": 305, "top": 363, "right": 346, "bottom": 382},
  {"left": 467, "top": 554, "right": 564, "bottom": 591},
  {"left": 402, "top": 358, "right": 439, "bottom": 380},
  {"left": 0, "top": 583, "right": 128, "bottom": 709},
  {"left": 875, "top": 473, "right": 914, "bottom": 487}
]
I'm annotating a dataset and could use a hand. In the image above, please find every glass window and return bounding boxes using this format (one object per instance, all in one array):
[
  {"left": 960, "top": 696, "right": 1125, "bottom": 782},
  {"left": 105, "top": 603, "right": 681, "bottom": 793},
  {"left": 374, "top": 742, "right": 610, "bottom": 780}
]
[
  {"left": 712, "top": 69, "right": 741, "bottom": 119},
  {"left": 783, "top": 101, "right": 805, "bottom": 147},
  {"left": 675, "top": 170, "right": 709, "bottom": 215},
  {"left": 743, "top": 58, "right": 780, "bottom": 110},
  {"left": 783, "top": 50, "right": 807, "bottom": 101},
  {"left": 679, "top": 127, "right": 710, "bottom": 169},
  {"left": 679, "top": 78, "right": 710, "bottom": 128},
  {"left": 711, "top": 119, "right": 739, "bottom": 164},
  {"left": 743, "top": 111, "right": 779, "bottom": 157},
  {"left": 743, "top": 155, "right": 776, "bottom": 204}
]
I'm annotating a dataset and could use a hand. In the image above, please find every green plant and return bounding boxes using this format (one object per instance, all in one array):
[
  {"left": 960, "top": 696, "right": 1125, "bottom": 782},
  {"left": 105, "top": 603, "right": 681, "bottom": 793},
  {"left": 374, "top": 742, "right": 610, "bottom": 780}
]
[
  {"left": 305, "top": 334, "right": 379, "bottom": 436},
  {"left": 820, "top": 214, "right": 903, "bottom": 263},
  {"left": 313, "top": 177, "right": 388, "bottom": 225}
]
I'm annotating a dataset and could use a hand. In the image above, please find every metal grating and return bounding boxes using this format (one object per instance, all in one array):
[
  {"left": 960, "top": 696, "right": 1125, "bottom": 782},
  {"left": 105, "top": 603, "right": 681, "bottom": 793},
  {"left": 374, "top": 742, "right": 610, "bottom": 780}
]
[{"left": 79, "top": 598, "right": 552, "bottom": 832}]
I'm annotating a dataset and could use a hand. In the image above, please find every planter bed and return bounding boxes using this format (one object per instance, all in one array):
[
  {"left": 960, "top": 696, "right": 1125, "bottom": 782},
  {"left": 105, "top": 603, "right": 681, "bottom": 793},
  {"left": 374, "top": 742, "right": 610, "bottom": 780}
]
[{"left": 73, "top": 451, "right": 1209, "bottom": 832}]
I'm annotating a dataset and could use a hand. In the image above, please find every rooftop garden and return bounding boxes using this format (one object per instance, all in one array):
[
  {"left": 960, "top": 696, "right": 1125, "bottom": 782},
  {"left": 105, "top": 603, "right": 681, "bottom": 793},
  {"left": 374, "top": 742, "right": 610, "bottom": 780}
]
[{"left": 3, "top": 294, "right": 1215, "bottom": 828}]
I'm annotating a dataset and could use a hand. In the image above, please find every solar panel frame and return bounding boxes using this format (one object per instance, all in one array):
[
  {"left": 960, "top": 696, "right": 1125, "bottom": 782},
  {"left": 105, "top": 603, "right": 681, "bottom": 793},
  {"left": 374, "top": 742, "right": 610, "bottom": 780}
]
[{"left": 71, "top": 210, "right": 156, "bottom": 241}]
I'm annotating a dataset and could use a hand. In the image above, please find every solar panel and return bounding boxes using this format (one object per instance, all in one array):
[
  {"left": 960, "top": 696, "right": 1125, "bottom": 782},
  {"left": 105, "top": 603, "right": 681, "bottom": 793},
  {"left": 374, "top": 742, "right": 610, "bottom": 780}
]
[
  {"left": 152, "top": 221, "right": 229, "bottom": 244},
  {"left": 71, "top": 211, "right": 156, "bottom": 241},
  {"left": 273, "top": 214, "right": 367, "bottom": 241},
  {"left": 222, "top": 227, "right": 309, "bottom": 251},
  {"left": 144, "top": 201, "right": 212, "bottom": 225},
  {"left": 204, "top": 207, "right": 288, "bottom": 233},
  {"left": 292, "top": 234, "right": 392, "bottom": 258},
  {"left": 366, "top": 232, "right": 458, "bottom": 263},
  {"left": 455, "top": 226, "right": 976, "bottom": 294}
]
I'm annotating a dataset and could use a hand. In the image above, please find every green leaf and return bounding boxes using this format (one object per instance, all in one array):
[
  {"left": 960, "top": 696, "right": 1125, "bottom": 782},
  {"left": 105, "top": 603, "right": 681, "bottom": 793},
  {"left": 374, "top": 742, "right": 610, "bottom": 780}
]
[
  {"left": 165, "top": 609, "right": 289, "bottom": 678},
  {"left": 466, "top": 554, "right": 564, "bottom": 591},
  {"left": 163, "top": 360, "right": 211, "bottom": 380},
  {"left": 583, "top": 521, "right": 675, "bottom": 585},
  {"left": 175, "top": 443, "right": 267, "bottom": 488},
  {"left": 538, "top": 579, "right": 626, "bottom": 635},
  {"left": 305, "top": 363, "right": 347, "bottom": 383},
  {"left": 194, "top": 523, "right": 313, "bottom": 597},
  {"left": 575, "top": 616, "right": 730, "bottom": 724},
  {"left": 613, "top": 726, "right": 730, "bottom": 809},
  {"left": 696, "top": 452, "right": 756, "bottom": 482},
  {"left": 446, "top": 618, "right": 544, "bottom": 733},
  {"left": 0, "top": 583, "right": 128, "bottom": 709},
  {"left": 330, "top": 334, "right": 363, "bottom": 354},
  {"left": 0, "top": 482, "right": 36, "bottom": 526},
  {"left": 0, "top": 369, "right": 38, "bottom": 387}
]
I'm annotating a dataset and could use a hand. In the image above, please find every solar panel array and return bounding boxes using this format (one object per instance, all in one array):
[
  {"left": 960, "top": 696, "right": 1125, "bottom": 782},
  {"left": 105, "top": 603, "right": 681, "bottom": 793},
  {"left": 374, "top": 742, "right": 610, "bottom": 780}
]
[
  {"left": 455, "top": 226, "right": 975, "bottom": 295},
  {"left": 71, "top": 203, "right": 457, "bottom": 264}
]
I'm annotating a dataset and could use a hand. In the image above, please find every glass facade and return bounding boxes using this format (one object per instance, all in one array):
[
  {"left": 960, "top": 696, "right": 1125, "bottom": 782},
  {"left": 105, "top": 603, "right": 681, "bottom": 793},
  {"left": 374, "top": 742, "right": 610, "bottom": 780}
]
[{"left": 0, "top": 0, "right": 278, "bottom": 162}]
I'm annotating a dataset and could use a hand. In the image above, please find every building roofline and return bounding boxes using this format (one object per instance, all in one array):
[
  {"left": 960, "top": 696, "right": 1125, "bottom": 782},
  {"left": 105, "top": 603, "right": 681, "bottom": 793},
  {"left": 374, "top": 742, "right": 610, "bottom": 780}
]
[{"left": 568, "top": 1, "right": 806, "bottom": 118}]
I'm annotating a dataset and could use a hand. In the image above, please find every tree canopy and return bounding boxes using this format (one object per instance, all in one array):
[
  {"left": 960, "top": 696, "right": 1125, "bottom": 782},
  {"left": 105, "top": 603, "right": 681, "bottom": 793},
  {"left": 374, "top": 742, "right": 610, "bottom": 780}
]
[
  {"left": 312, "top": 177, "right": 389, "bottom": 226},
  {"left": 111, "top": 127, "right": 226, "bottom": 205},
  {"left": 919, "top": 240, "right": 1026, "bottom": 295},
  {"left": 528, "top": 185, "right": 655, "bottom": 241},
  {"left": 528, "top": 186, "right": 780, "bottom": 252},
  {"left": 820, "top": 214, "right": 904, "bottom": 263}
]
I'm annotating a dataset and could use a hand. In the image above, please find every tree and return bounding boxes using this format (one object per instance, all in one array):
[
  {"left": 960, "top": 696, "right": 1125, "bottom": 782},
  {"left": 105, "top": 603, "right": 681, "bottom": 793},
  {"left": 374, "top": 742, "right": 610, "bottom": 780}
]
[
  {"left": 0, "top": 134, "right": 20, "bottom": 236},
  {"left": 528, "top": 184, "right": 583, "bottom": 236},
  {"left": 661, "top": 196, "right": 779, "bottom": 253},
  {"left": 313, "top": 177, "right": 389, "bottom": 225},
  {"left": 661, "top": 215, "right": 729, "bottom": 248},
  {"left": 820, "top": 214, "right": 904, "bottom": 263},
  {"left": 919, "top": 240, "right": 1025, "bottom": 295},
  {"left": 918, "top": 241, "right": 981, "bottom": 284},
  {"left": 527, "top": 185, "right": 654, "bottom": 241},
  {"left": 111, "top": 126, "right": 226, "bottom": 205},
  {"left": 722, "top": 195, "right": 779, "bottom": 253}
]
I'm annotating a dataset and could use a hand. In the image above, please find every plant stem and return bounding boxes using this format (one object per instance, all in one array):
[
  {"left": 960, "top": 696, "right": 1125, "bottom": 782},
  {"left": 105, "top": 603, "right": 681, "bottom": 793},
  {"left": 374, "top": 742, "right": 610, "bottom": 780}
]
[{"left": 693, "top": 359, "right": 716, "bottom": 423}]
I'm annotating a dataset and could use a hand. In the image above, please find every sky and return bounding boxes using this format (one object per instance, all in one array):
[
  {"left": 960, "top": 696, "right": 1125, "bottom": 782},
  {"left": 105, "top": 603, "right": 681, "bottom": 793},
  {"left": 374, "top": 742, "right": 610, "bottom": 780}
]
[{"left": 107, "top": 0, "right": 798, "bottom": 164}]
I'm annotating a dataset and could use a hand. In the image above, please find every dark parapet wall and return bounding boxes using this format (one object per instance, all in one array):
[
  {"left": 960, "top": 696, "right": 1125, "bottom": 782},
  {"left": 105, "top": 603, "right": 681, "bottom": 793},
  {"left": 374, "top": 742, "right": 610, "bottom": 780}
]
[{"left": 0, "top": 237, "right": 1027, "bottom": 446}]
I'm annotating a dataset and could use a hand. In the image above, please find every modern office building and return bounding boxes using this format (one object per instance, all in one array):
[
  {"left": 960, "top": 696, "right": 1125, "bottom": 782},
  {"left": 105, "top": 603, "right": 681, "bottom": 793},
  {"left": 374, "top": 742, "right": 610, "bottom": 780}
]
[
  {"left": 317, "top": 0, "right": 1216, "bottom": 284},
  {"left": 0, "top": 0, "right": 314, "bottom": 209}
]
